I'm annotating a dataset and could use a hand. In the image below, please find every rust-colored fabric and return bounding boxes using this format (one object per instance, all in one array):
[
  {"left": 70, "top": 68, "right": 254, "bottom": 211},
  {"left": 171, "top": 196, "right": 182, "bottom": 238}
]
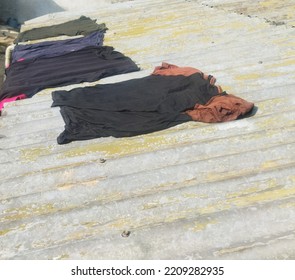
[
  {"left": 152, "top": 62, "right": 203, "bottom": 77},
  {"left": 152, "top": 62, "right": 223, "bottom": 93},
  {"left": 185, "top": 94, "right": 254, "bottom": 123}
]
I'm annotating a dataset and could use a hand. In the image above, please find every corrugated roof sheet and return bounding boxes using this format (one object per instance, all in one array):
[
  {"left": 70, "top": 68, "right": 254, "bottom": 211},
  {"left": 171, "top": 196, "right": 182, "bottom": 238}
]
[{"left": 0, "top": 0, "right": 295, "bottom": 259}]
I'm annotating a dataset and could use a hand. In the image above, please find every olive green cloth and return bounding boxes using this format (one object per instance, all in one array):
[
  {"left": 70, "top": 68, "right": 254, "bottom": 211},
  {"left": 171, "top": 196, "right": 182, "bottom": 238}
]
[{"left": 15, "top": 16, "right": 107, "bottom": 43}]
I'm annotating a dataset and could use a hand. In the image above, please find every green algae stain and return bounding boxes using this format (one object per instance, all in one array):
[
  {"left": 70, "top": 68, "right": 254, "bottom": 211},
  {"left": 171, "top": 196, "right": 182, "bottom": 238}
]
[{"left": 61, "top": 134, "right": 184, "bottom": 159}]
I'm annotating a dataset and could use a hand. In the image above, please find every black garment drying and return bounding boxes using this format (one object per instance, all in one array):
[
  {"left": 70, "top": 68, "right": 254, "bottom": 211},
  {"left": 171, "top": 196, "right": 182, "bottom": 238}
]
[
  {"left": 52, "top": 73, "right": 219, "bottom": 144},
  {"left": 0, "top": 46, "right": 140, "bottom": 101},
  {"left": 15, "top": 16, "right": 107, "bottom": 43}
]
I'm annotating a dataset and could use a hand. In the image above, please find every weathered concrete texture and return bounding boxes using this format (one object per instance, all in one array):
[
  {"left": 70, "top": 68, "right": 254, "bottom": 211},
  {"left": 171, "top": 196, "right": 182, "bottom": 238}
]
[
  {"left": 0, "top": 0, "right": 295, "bottom": 259},
  {"left": 54, "top": 0, "right": 133, "bottom": 11},
  {"left": 201, "top": 0, "right": 295, "bottom": 28}
]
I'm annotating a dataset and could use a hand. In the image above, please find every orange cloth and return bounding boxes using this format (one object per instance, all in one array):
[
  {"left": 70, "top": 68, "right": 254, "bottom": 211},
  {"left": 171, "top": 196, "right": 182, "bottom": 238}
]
[
  {"left": 152, "top": 62, "right": 203, "bottom": 77},
  {"left": 152, "top": 62, "right": 223, "bottom": 93},
  {"left": 185, "top": 94, "right": 254, "bottom": 123}
]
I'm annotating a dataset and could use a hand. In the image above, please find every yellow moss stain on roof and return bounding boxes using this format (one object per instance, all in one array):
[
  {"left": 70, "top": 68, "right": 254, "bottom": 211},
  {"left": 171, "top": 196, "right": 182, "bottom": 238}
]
[
  {"left": 272, "top": 38, "right": 295, "bottom": 47},
  {"left": 94, "top": 191, "right": 124, "bottom": 204},
  {"left": 259, "top": 0, "right": 282, "bottom": 8},
  {"left": 55, "top": 254, "right": 70, "bottom": 260},
  {"left": 61, "top": 134, "right": 187, "bottom": 158},
  {"left": 256, "top": 115, "right": 295, "bottom": 130},
  {"left": 182, "top": 193, "right": 208, "bottom": 199},
  {"left": 231, "top": 186, "right": 295, "bottom": 207},
  {"left": 196, "top": 176, "right": 294, "bottom": 215},
  {"left": 190, "top": 219, "right": 218, "bottom": 232},
  {"left": 261, "top": 160, "right": 279, "bottom": 169},
  {"left": 256, "top": 98, "right": 285, "bottom": 112},
  {"left": 20, "top": 145, "right": 54, "bottom": 162},
  {"left": 106, "top": 218, "right": 132, "bottom": 229},
  {"left": 0, "top": 228, "right": 11, "bottom": 236},
  {"left": 268, "top": 58, "right": 295, "bottom": 68},
  {"left": 226, "top": 186, "right": 261, "bottom": 199},
  {"left": 235, "top": 73, "right": 262, "bottom": 81},
  {"left": 0, "top": 224, "right": 26, "bottom": 236},
  {"left": 1, "top": 203, "right": 57, "bottom": 223},
  {"left": 279, "top": 201, "right": 295, "bottom": 209},
  {"left": 117, "top": 14, "right": 179, "bottom": 37},
  {"left": 142, "top": 197, "right": 180, "bottom": 210}
]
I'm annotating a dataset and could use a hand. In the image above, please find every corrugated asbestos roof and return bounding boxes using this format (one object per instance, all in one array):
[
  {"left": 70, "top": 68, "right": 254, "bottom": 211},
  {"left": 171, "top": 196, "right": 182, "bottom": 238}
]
[{"left": 0, "top": 0, "right": 295, "bottom": 259}]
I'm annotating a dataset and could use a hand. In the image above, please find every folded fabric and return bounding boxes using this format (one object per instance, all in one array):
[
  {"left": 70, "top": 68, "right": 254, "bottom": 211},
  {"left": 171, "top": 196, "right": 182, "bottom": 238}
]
[
  {"left": 0, "top": 46, "right": 140, "bottom": 102},
  {"left": 15, "top": 16, "right": 107, "bottom": 43},
  {"left": 12, "top": 30, "right": 105, "bottom": 62},
  {"left": 52, "top": 63, "right": 255, "bottom": 144},
  {"left": 185, "top": 94, "right": 254, "bottom": 122}
]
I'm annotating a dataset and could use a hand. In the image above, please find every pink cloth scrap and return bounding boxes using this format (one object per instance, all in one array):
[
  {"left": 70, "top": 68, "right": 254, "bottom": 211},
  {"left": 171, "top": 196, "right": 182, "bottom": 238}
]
[{"left": 0, "top": 94, "right": 27, "bottom": 112}]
